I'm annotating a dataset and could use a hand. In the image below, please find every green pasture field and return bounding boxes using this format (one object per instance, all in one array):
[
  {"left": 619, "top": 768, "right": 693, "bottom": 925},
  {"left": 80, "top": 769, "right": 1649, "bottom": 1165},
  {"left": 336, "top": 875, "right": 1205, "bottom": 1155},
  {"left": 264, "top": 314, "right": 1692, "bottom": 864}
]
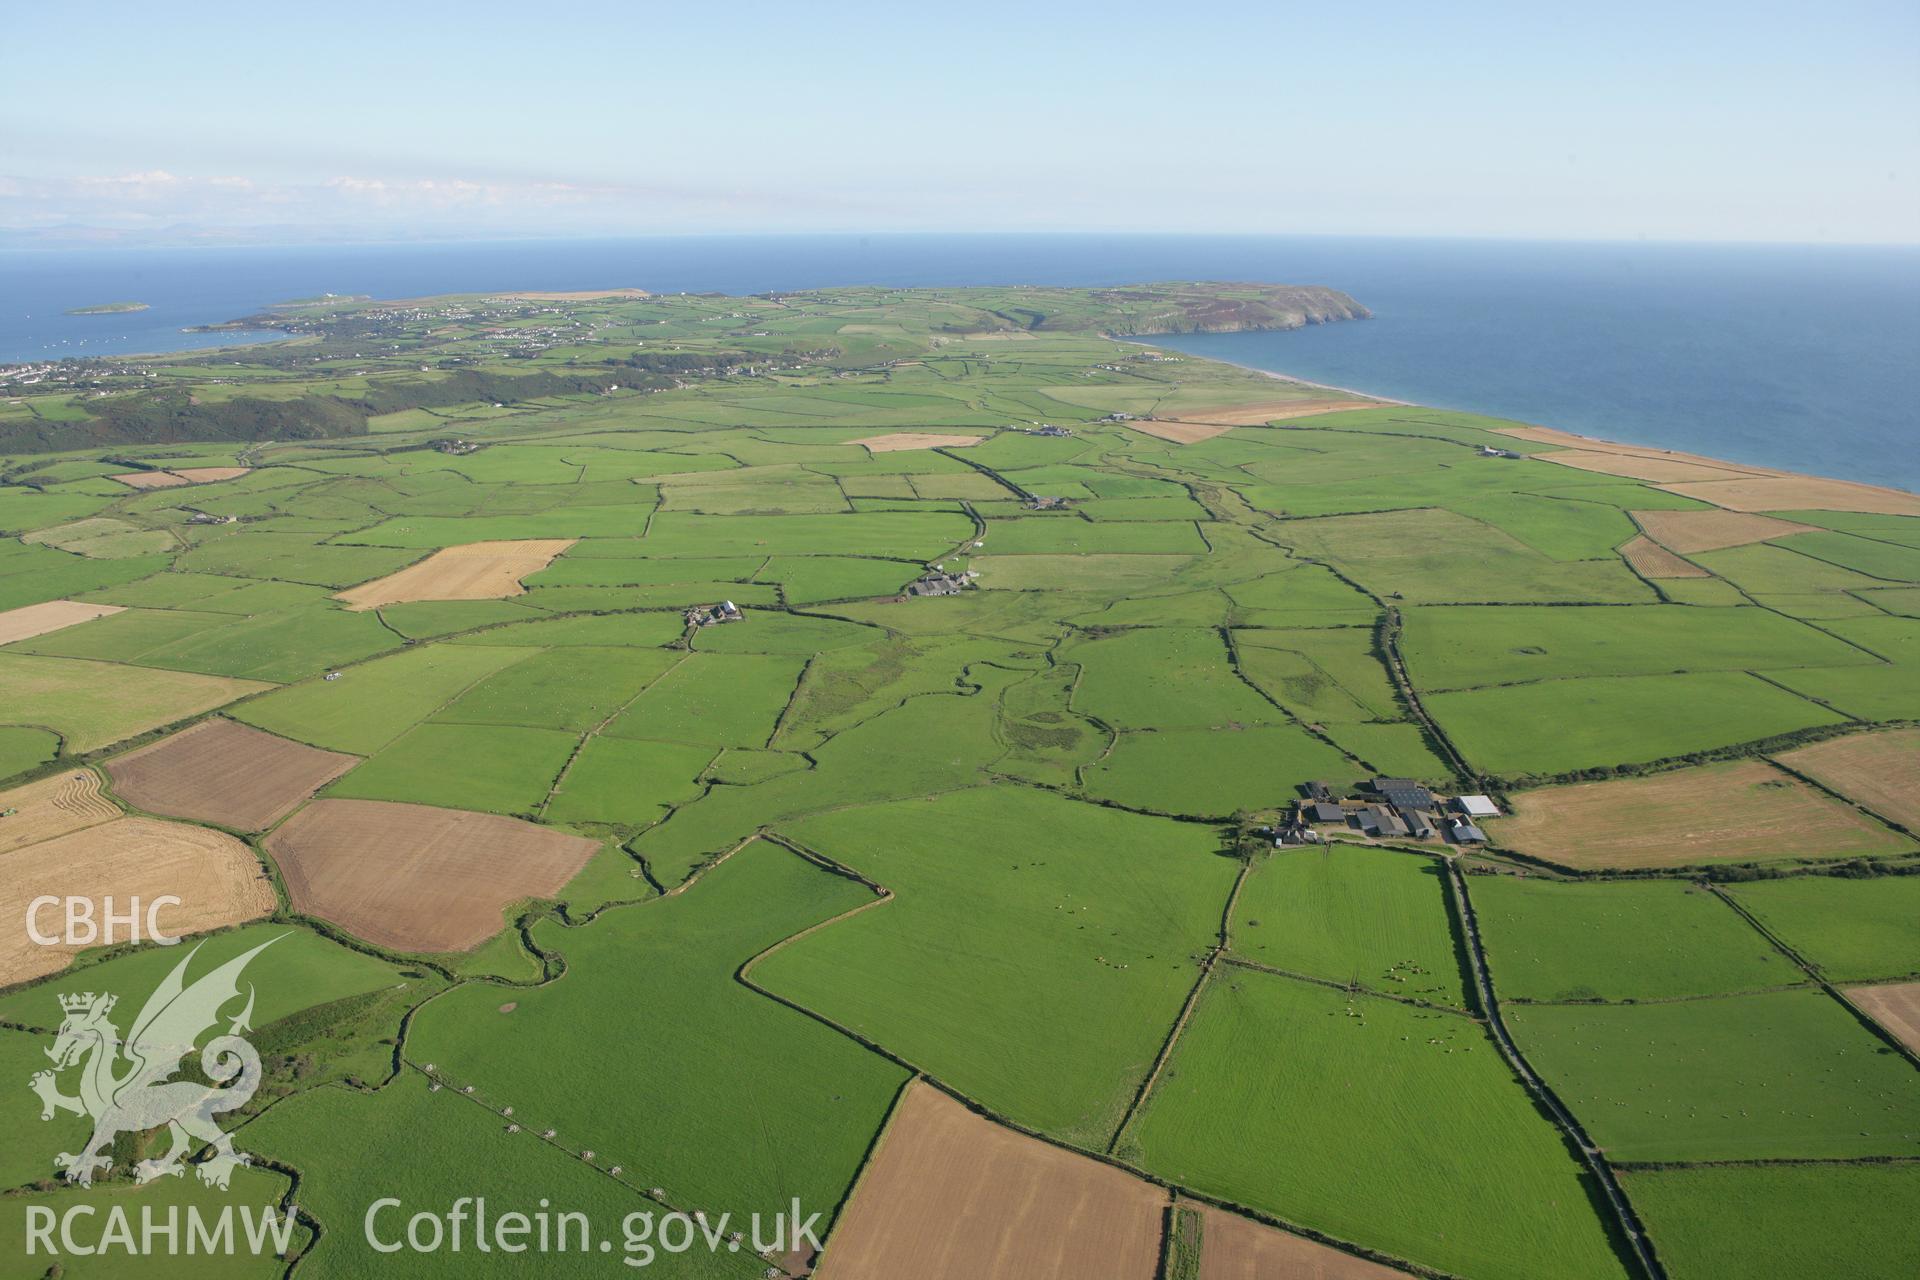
[
  {"left": 0, "top": 723, "right": 58, "bottom": 780},
  {"left": 754, "top": 554, "right": 920, "bottom": 602},
  {"left": 177, "top": 532, "right": 420, "bottom": 587},
  {"left": 983, "top": 517, "right": 1207, "bottom": 555},
  {"left": 757, "top": 786, "right": 1238, "bottom": 1148},
  {"left": 243, "top": 1073, "right": 758, "bottom": 1279},
  {"left": 1426, "top": 671, "right": 1847, "bottom": 777},
  {"left": 10, "top": 605, "right": 235, "bottom": 662},
  {"left": 1619, "top": 1163, "right": 1920, "bottom": 1280},
  {"left": 689, "top": 609, "right": 875, "bottom": 653},
  {"left": 1508, "top": 988, "right": 1920, "bottom": 1161},
  {"left": 444, "top": 609, "right": 689, "bottom": 648},
  {"left": 0, "top": 652, "right": 269, "bottom": 753},
  {"left": 1275, "top": 507, "right": 1654, "bottom": 604},
  {"left": 434, "top": 645, "right": 678, "bottom": 731},
  {"left": 0, "top": 543, "right": 169, "bottom": 610},
  {"left": 406, "top": 839, "right": 906, "bottom": 1223},
  {"left": 8, "top": 280, "right": 1919, "bottom": 1279},
  {"left": 0, "top": 1167, "right": 300, "bottom": 1280},
  {"left": 545, "top": 734, "right": 716, "bottom": 826},
  {"left": 1082, "top": 725, "right": 1354, "bottom": 816},
  {"left": 1234, "top": 626, "right": 1401, "bottom": 720},
  {"left": 1470, "top": 877, "right": 1799, "bottom": 1002},
  {"left": 1316, "top": 720, "right": 1454, "bottom": 778},
  {"left": 328, "top": 721, "right": 581, "bottom": 814},
  {"left": 603, "top": 652, "right": 804, "bottom": 748},
  {"left": 1400, "top": 604, "right": 1875, "bottom": 690},
  {"left": 641, "top": 510, "right": 971, "bottom": 558},
  {"left": 375, "top": 596, "right": 540, "bottom": 638},
  {"left": 1129, "top": 970, "right": 1629, "bottom": 1280},
  {"left": 1725, "top": 875, "right": 1920, "bottom": 981},
  {"left": 230, "top": 642, "right": 535, "bottom": 753},
  {"left": 1231, "top": 846, "right": 1468, "bottom": 1007},
  {"left": 1067, "top": 627, "right": 1279, "bottom": 728}
]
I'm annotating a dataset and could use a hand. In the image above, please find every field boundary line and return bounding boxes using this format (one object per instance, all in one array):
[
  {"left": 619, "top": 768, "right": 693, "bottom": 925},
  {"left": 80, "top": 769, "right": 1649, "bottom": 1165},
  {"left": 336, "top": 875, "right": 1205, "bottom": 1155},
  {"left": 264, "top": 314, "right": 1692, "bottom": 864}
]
[
  {"left": 1218, "top": 955, "right": 1477, "bottom": 1018},
  {"left": 1762, "top": 748, "right": 1920, "bottom": 843},
  {"left": 1706, "top": 884, "right": 1920, "bottom": 1075},
  {"left": 1445, "top": 859, "right": 1668, "bottom": 1280},
  {"left": 1106, "top": 856, "right": 1252, "bottom": 1155}
]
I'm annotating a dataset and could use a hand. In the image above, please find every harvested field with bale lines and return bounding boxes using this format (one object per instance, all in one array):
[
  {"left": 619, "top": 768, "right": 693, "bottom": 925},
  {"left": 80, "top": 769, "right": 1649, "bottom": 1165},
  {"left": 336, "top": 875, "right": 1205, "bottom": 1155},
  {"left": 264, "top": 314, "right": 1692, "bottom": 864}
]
[
  {"left": 0, "top": 816, "right": 275, "bottom": 984},
  {"left": 334, "top": 539, "right": 577, "bottom": 610},
  {"left": 0, "top": 770, "right": 119, "bottom": 854},
  {"left": 1496, "top": 759, "right": 1913, "bottom": 868},
  {"left": 105, "top": 717, "right": 358, "bottom": 831},
  {"left": 265, "top": 799, "right": 600, "bottom": 951},
  {"left": 814, "top": 1081, "right": 1163, "bottom": 1280}
]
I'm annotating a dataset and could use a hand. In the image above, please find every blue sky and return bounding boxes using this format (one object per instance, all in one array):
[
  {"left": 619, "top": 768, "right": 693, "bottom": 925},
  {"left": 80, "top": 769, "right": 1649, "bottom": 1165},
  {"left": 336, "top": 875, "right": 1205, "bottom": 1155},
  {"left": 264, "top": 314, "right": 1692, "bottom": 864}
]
[{"left": 4, "top": 0, "right": 1915, "bottom": 244}]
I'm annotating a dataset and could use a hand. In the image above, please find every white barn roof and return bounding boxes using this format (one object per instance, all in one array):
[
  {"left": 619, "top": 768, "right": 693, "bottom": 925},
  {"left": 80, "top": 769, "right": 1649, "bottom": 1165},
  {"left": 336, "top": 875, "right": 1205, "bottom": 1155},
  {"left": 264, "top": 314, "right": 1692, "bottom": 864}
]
[{"left": 1457, "top": 794, "right": 1500, "bottom": 818}]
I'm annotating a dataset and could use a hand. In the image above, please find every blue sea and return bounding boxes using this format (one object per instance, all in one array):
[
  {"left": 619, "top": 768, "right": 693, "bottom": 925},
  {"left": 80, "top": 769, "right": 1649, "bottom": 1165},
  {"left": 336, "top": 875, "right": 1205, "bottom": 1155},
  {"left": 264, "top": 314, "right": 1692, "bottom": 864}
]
[{"left": 3, "top": 235, "right": 1915, "bottom": 490}]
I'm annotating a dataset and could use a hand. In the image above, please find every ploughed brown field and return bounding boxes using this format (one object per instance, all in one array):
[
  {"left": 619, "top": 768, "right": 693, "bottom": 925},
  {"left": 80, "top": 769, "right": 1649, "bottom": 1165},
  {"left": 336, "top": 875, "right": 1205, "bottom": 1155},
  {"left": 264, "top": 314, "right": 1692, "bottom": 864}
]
[
  {"left": 1774, "top": 728, "right": 1920, "bottom": 832},
  {"left": 1632, "top": 509, "right": 1819, "bottom": 554},
  {"left": 1618, "top": 534, "right": 1708, "bottom": 579},
  {"left": 333, "top": 538, "right": 576, "bottom": 611},
  {"left": 0, "top": 816, "right": 275, "bottom": 984},
  {"left": 1499, "top": 759, "right": 1914, "bottom": 869},
  {"left": 0, "top": 599, "right": 125, "bottom": 645},
  {"left": 1189, "top": 1202, "right": 1407, "bottom": 1280},
  {"left": 109, "top": 466, "right": 251, "bottom": 489},
  {"left": 814, "top": 1081, "right": 1162, "bottom": 1280},
  {"left": 0, "top": 770, "right": 119, "bottom": 855},
  {"left": 1847, "top": 983, "right": 1920, "bottom": 1056},
  {"left": 264, "top": 799, "right": 600, "bottom": 952},
  {"left": 105, "top": 718, "right": 358, "bottom": 832},
  {"left": 851, "top": 432, "right": 984, "bottom": 453}
]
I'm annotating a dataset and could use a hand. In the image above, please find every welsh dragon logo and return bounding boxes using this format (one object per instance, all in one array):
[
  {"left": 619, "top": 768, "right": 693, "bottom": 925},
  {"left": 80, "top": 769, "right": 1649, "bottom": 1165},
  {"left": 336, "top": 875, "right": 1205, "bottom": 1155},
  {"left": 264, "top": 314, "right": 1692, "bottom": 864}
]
[{"left": 29, "top": 936, "right": 280, "bottom": 1189}]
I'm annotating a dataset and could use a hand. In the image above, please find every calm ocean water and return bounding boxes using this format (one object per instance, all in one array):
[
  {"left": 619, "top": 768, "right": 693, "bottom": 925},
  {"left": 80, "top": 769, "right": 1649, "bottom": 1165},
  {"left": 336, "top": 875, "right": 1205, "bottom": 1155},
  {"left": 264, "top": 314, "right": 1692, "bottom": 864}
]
[{"left": 2, "top": 235, "right": 1914, "bottom": 489}]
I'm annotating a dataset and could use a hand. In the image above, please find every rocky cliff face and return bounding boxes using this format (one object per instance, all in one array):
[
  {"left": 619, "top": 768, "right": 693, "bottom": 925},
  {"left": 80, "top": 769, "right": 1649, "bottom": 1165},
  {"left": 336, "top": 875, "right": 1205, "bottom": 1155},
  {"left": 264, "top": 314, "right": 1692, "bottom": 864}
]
[{"left": 1086, "top": 284, "right": 1370, "bottom": 336}]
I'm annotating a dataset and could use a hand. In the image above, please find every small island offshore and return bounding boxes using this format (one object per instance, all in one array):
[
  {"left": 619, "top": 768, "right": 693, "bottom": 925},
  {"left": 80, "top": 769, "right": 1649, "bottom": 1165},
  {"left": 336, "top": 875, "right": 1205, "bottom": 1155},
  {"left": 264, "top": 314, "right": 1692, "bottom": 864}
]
[
  {"left": 0, "top": 281, "right": 1916, "bottom": 1280},
  {"left": 63, "top": 301, "right": 150, "bottom": 315}
]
